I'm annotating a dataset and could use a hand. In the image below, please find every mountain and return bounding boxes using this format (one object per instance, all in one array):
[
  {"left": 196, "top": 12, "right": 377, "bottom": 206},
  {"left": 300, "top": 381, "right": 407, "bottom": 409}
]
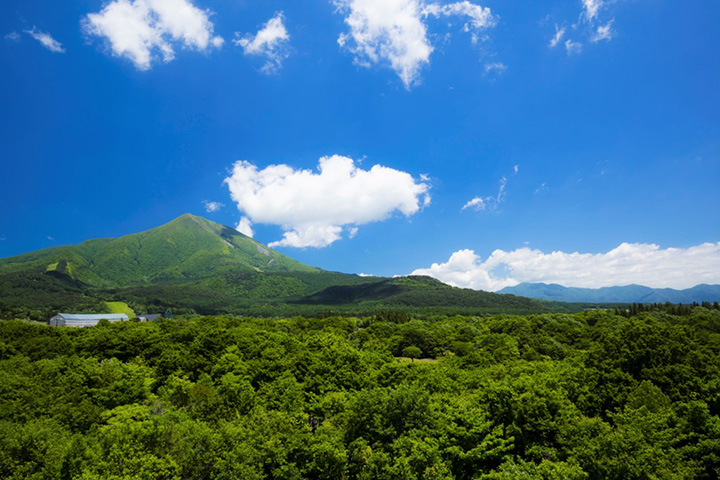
[
  {"left": 0, "top": 214, "right": 557, "bottom": 319},
  {"left": 498, "top": 282, "right": 720, "bottom": 304},
  {"left": 0, "top": 214, "right": 317, "bottom": 288}
]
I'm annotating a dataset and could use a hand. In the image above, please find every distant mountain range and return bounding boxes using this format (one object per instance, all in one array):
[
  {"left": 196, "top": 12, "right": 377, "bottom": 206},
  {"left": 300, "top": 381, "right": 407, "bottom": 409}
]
[
  {"left": 498, "top": 283, "right": 720, "bottom": 304},
  {"left": 0, "top": 214, "right": 554, "bottom": 318}
]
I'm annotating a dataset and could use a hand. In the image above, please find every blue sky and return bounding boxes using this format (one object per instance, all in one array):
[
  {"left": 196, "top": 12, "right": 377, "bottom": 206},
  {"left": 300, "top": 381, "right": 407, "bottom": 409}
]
[{"left": 1, "top": 0, "right": 719, "bottom": 290}]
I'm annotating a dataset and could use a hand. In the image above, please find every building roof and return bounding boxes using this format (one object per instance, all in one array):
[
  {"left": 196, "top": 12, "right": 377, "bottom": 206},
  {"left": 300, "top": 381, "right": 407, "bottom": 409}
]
[
  {"left": 54, "top": 313, "right": 129, "bottom": 321},
  {"left": 139, "top": 313, "right": 162, "bottom": 320}
]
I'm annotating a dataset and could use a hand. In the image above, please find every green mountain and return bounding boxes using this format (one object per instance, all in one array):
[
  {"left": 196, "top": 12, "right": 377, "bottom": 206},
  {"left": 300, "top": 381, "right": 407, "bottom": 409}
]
[
  {"left": 0, "top": 214, "right": 559, "bottom": 319},
  {"left": 0, "top": 214, "right": 317, "bottom": 287}
]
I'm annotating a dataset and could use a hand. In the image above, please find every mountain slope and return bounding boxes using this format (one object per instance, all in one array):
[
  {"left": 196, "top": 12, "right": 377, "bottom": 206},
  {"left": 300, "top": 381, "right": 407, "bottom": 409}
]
[
  {"left": 0, "top": 214, "right": 318, "bottom": 288},
  {"left": 0, "top": 214, "right": 565, "bottom": 318},
  {"left": 499, "top": 282, "right": 720, "bottom": 303}
]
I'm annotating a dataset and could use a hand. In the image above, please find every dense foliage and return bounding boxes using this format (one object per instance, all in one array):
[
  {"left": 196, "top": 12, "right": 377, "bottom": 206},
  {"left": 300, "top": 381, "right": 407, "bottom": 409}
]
[{"left": 1, "top": 309, "right": 719, "bottom": 479}]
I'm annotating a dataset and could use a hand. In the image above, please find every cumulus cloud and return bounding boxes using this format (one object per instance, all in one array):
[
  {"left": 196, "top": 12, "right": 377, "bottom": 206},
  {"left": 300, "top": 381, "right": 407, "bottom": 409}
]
[
  {"left": 236, "top": 217, "right": 254, "bottom": 237},
  {"left": 25, "top": 27, "right": 65, "bottom": 53},
  {"left": 411, "top": 242, "right": 720, "bottom": 292},
  {"left": 224, "top": 155, "right": 430, "bottom": 248},
  {"left": 334, "top": 0, "right": 496, "bottom": 88},
  {"left": 202, "top": 200, "right": 224, "bottom": 212},
  {"left": 83, "top": 0, "right": 223, "bottom": 70},
  {"left": 234, "top": 12, "right": 290, "bottom": 74}
]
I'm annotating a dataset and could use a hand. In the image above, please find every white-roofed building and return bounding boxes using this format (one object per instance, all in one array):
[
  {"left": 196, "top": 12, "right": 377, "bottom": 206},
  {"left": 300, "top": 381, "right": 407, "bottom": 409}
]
[{"left": 49, "top": 313, "right": 128, "bottom": 327}]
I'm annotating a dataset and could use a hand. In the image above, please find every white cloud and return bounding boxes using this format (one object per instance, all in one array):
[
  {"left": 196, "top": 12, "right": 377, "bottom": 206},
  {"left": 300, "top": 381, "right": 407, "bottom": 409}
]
[
  {"left": 513, "top": 165, "right": 519, "bottom": 174},
  {"left": 484, "top": 62, "right": 507, "bottom": 75},
  {"left": 534, "top": 182, "right": 547, "bottom": 194},
  {"left": 224, "top": 155, "right": 430, "bottom": 248},
  {"left": 334, "top": 0, "right": 495, "bottom": 88},
  {"left": 582, "top": 0, "right": 603, "bottom": 22},
  {"left": 462, "top": 197, "right": 486, "bottom": 211},
  {"left": 548, "top": 0, "right": 620, "bottom": 53},
  {"left": 25, "top": 27, "right": 65, "bottom": 53},
  {"left": 236, "top": 217, "right": 254, "bottom": 237},
  {"left": 5, "top": 31, "right": 21, "bottom": 42},
  {"left": 549, "top": 24, "right": 565, "bottom": 48},
  {"left": 83, "top": 0, "right": 223, "bottom": 70},
  {"left": 462, "top": 175, "right": 508, "bottom": 211},
  {"left": 565, "top": 39, "right": 582, "bottom": 55},
  {"left": 335, "top": 0, "right": 433, "bottom": 88},
  {"left": 235, "top": 12, "right": 290, "bottom": 74},
  {"left": 592, "top": 20, "right": 614, "bottom": 42},
  {"left": 411, "top": 242, "right": 720, "bottom": 291},
  {"left": 202, "top": 200, "right": 224, "bottom": 212},
  {"left": 424, "top": 1, "right": 496, "bottom": 44}
]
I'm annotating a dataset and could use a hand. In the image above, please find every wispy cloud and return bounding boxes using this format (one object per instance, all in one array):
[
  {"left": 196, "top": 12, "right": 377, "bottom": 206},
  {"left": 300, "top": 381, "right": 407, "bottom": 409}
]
[
  {"left": 463, "top": 176, "right": 506, "bottom": 212},
  {"left": 565, "top": 39, "right": 582, "bottom": 55},
  {"left": 224, "top": 155, "right": 430, "bottom": 248},
  {"left": 582, "top": 0, "right": 603, "bottom": 22},
  {"left": 334, "top": 0, "right": 496, "bottom": 89},
  {"left": 412, "top": 242, "right": 720, "bottom": 291},
  {"left": 484, "top": 62, "right": 507, "bottom": 76},
  {"left": 83, "top": 0, "right": 223, "bottom": 70},
  {"left": 592, "top": 20, "right": 614, "bottom": 42},
  {"left": 462, "top": 165, "right": 518, "bottom": 212},
  {"left": 234, "top": 12, "right": 290, "bottom": 74},
  {"left": 202, "top": 200, "right": 224, "bottom": 213},
  {"left": 548, "top": 0, "right": 618, "bottom": 53},
  {"left": 4, "top": 31, "right": 21, "bottom": 42},
  {"left": 25, "top": 27, "right": 65, "bottom": 53},
  {"left": 549, "top": 24, "right": 565, "bottom": 48}
]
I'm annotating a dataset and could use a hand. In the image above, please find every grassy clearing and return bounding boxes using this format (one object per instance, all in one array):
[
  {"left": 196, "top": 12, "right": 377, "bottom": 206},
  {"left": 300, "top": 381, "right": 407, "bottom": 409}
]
[
  {"left": 105, "top": 301, "right": 136, "bottom": 318},
  {"left": 396, "top": 357, "right": 439, "bottom": 364}
]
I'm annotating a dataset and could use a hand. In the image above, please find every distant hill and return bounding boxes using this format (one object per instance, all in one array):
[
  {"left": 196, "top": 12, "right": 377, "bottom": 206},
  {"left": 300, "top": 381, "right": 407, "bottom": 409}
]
[
  {"left": 0, "top": 214, "right": 557, "bottom": 319},
  {"left": 498, "top": 282, "right": 720, "bottom": 304}
]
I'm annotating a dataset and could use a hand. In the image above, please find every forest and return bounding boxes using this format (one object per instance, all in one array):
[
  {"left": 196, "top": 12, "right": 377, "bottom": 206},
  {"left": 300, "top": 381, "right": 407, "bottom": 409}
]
[{"left": 1, "top": 307, "right": 719, "bottom": 479}]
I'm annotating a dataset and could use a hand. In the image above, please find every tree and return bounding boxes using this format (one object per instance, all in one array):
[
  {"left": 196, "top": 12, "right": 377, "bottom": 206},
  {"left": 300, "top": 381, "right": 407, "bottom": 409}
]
[{"left": 402, "top": 346, "right": 422, "bottom": 362}]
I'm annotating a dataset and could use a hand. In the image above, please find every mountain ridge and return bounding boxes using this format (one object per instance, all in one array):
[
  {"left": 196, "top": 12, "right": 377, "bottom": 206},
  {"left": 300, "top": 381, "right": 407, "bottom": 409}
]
[{"left": 498, "top": 282, "right": 720, "bottom": 304}]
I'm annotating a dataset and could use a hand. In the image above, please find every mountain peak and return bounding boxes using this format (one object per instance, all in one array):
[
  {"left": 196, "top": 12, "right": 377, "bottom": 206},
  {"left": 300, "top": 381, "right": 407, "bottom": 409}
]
[{"left": 0, "top": 214, "right": 319, "bottom": 288}]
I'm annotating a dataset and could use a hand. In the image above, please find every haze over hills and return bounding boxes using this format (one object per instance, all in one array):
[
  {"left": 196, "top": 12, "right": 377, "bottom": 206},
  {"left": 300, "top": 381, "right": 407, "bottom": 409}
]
[
  {"left": 499, "top": 283, "right": 720, "bottom": 304},
  {"left": 0, "top": 214, "right": 550, "bottom": 318}
]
